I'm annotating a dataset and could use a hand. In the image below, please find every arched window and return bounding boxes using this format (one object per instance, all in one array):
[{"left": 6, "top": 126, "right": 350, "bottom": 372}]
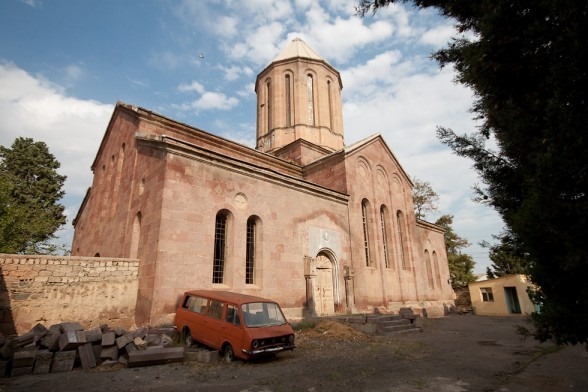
[
  {"left": 433, "top": 251, "right": 442, "bottom": 288},
  {"left": 306, "top": 74, "right": 314, "bottom": 125},
  {"left": 396, "top": 210, "right": 407, "bottom": 269},
  {"left": 130, "top": 211, "right": 141, "bottom": 259},
  {"left": 362, "top": 200, "right": 372, "bottom": 267},
  {"left": 327, "top": 80, "right": 333, "bottom": 130},
  {"left": 246, "top": 216, "right": 257, "bottom": 284},
  {"left": 425, "top": 249, "right": 434, "bottom": 288},
  {"left": 380, "top": 205, "right": 391, "bottom": 269},
  {"left": 285, "top": 74, "right": 292, "bottom": 127},
  {"left": 266, "top": 81, "right": 272, "bottom": 131},
  {"left": 213, "top": 212, "right": 228, "bottom": 284}
]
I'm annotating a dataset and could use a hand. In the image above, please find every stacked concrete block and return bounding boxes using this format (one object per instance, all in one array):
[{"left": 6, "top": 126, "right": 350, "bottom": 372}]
[{"left": 0, "top": 323, "right": 189, "bottom": 377}]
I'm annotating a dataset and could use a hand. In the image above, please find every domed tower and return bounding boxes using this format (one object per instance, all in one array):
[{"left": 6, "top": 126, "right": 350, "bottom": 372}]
[{"left": 255, "top": 38, "right": 344, "bottom": 156}]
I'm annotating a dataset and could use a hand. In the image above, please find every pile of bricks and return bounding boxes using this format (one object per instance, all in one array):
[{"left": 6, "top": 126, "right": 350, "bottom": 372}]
[{"left": 0, "top": 322, "right": 185, "bottom": 377}]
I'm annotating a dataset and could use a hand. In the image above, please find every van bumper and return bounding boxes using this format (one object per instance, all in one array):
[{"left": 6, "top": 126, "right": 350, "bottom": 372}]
[{"left": 242, "top": 344, "right": 296, "bottom": 356}]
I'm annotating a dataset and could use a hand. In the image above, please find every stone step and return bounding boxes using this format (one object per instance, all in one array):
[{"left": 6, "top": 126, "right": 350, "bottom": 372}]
[{"left": 377, "top": 322, "right": 420, "bottom": 334}]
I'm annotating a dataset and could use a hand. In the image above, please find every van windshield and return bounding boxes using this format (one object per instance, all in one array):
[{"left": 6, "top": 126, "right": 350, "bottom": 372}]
[{"left": 241, "top": 302, "right": 287, "bottom": 327}]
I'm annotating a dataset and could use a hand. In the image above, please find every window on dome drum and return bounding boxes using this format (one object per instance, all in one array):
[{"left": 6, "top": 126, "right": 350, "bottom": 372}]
[
  {"left": 212, "top": 212, "right": 227, "bottom": 284},
  {"left": 306, "top": 74, "right": 314, "bottom": 125},
  {"left": 380, "top": 206, "right": 390, "bottom": 269},
  {"left": 396, "top": 210, "right": 407, "bottom": 269},
  {"left": 481, "top": 287, "right": 494, "bottom": 302},
  {"left": 246, "top": 217, "right": 256, "bottom": 284},
  {"left": 327, "top": 80, "right": 333, "bottom": 130},
  {"left": 266, "top": 81, "right": 272, "bottom": 131},
  {"left": 285, "top": 75, "right": 291, "bottom": 127},
  {"left": 362, "top": 200, "right": 372, "bottom": 267}
]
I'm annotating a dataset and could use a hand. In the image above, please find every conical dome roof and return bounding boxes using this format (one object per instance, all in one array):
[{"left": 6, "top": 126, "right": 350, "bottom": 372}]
[{"left": 272, "top": 38, "right": 325, "bottom": 62}]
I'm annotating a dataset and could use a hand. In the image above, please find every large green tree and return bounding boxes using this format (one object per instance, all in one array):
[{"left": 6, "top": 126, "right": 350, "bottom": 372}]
[
  {"left": 435, "top": 214, "right": 476, "bottom": 288},
  {"left": 357, "top": 1, "right": 588, "bottom": 344},
  {"left": 481, "top": 229, "right": 529, "bottom": 279},
  {"left": 0, "top": 137, "right": 67, "bottom": 254}
]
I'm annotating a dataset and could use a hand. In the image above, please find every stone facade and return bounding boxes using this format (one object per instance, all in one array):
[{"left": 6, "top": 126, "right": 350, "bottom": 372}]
[
  {"left": 70, "top": 39, "right": 455, "bottom": 327},
  {"left": 0, "top": 254, "right": 139, "bottom": 335}
]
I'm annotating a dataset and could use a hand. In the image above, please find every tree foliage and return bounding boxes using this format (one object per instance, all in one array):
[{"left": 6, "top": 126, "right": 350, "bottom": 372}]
[
  {"left": 357, "top": 0, "right": 588, "bottom": 344},
  {"left": 412, "top": 177, "right": 439, "bottom": 220},
  {"left": 481, "top": 229, "right": 529, "bottom": 279},
  {"left": 435, "top": 214, "right": 475, "bottom": 288},
  {"left": 0, "top": 137, "right": 67, "bottom": 254}
]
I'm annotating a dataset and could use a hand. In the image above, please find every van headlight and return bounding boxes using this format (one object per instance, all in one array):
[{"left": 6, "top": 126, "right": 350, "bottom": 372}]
[
  {"left": 252, "top": 340, "right": 259, "bottom": 349},
  {"left": 288, "top": 334, "right": 295, "bottom": 344}
]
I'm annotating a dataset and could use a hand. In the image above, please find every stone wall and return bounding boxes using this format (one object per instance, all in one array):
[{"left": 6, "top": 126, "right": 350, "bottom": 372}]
[{"left": 0, "top": 254, "right": 139, "bottom": 335}]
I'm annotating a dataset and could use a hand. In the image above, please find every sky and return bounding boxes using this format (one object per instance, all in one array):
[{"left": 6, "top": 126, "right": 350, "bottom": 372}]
[{"left": 0, "top": 0, "right": 503, "bottom": 274}]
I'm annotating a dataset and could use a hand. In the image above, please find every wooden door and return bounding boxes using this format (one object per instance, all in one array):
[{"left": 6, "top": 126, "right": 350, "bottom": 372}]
[{"left": 315, "top": 254, "right": 334, "bottom": 315}]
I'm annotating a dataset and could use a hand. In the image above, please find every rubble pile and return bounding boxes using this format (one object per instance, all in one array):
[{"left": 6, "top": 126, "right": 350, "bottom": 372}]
[{"left": 0, "top": 322, "right": 185, "bottom": 377}]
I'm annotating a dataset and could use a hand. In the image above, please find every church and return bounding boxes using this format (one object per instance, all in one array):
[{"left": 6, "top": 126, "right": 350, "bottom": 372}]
[{"left": 71, "top": 38, "right": 455, "bottom": 326}]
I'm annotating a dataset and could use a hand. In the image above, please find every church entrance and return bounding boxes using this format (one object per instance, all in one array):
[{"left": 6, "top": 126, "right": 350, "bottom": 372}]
[{"left": 314, "top": 253, "right": 335, "bottom": 316}]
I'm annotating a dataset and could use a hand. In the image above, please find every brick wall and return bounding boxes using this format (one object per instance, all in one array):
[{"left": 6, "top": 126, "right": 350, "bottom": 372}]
[{"left": 0, "top": 254, "right": 139, "bottom": 335}]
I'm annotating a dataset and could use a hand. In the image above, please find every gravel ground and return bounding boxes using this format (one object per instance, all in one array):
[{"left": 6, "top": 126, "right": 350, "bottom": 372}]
[{"left": 1, "top": 314, "right": 587, "bottom": 392}]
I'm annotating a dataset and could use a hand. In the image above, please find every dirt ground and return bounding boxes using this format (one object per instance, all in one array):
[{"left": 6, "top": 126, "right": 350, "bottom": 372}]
[{"left": 1, "top": 314, "right": 587, "bottom": 392}]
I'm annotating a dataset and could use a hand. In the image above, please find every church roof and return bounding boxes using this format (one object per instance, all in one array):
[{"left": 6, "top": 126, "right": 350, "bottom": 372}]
[{"left": 272, "top": 38, "right": 326, "bottom": 63}]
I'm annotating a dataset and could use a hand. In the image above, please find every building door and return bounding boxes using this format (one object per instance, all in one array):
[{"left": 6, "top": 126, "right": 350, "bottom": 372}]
[
  {"left": 315, "top": 254, "right": 334, "bottom": 316},
  {"left": 504, "top": 287, "right": 521, "bottom": 314}
]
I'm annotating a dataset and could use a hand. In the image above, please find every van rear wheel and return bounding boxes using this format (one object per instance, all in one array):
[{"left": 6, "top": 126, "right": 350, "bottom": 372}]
[{"left": 223, "top": 344, "right": 234, "bottom": 363}]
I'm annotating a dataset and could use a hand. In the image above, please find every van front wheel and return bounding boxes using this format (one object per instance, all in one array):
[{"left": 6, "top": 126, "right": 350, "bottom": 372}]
[
  {"left": 183, "top": 328, "right": 194, "bottom": 348},
  {"left": 223, "top": 344, "right": 234, "bottom": 363}
]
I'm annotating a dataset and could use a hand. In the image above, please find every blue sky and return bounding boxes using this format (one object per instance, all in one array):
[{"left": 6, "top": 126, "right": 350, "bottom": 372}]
[{"left": 0, "top": 0, "right": 502, "bottom": 274}]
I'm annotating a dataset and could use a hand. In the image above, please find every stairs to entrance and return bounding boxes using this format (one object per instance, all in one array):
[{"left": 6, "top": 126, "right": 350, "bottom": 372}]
[{"left": 343, "top": 309, "right": 422, "bottom": 335}]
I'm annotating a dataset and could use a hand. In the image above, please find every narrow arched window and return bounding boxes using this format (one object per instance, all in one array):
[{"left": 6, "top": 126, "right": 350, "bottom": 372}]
[
  {"left": 130, "top": 211, "right": 141, "bottom": 259},
  {"left": 285, "top": 74, "right": 292, "bottom": 127},
  {"left": 433, "top": 251, "right": 442, "bottom": 288},
  {"left": 327, "top": 80, "right": 333, "bottom": 131},
  {"left": 380, "top": 205, "right": 390, "bottom": 269},
  {"left": 396, "top": 210, "right": 407, "bottom": 269},
  {"left": 362, "top": 200, "right": 371, "bottom": 267},
  {"left": 425, "top": 249, "right": 434, "bottom": 288},
  {"left": 306, "top": 74, "right": 314, "bottom": 125},
  {"left": 213, "top": 212, "right": 228, "bottom": 283},
  {"left": 246, "top": 217, "right": 257, "bottom": 284},
  {"left": 266, "top": 81, "right": 272, "bottom": 131}
]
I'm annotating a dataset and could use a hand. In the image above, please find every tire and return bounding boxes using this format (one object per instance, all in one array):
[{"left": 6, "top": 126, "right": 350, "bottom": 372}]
[
  {"left": 223, "top": 344, "right": 235, "bottom": 363},
  {"left": 183, "top": 328, "right": 194, "bottom": 348}
]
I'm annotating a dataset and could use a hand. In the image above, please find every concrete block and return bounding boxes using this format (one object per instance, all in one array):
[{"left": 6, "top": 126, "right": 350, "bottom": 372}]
[
  {"left": 100, "top": 345, "right": 119, "bottom": 361},
  {"left": 33, "top": 349, "right": 53, "bottom": 375},
  {"left": 101, "top": 331, "right": 115, "bottom": 346},
  {"left": 12, "top": 349, "right": 36, "bottom": 368},
  {"left": 78, "top": 342, "right": 97, "bottom": 369},
  {"left": 59, "top": 331, "right": 81, "bottom": 351},
  {"left": 116, "top": 333, "right": 134, "bottom": 349},
  {"left": 51, "top": 350, "right": 76, "bottom": 373},
  {"left": 127, "top": 347, "right": 184, "bottom": 368}
]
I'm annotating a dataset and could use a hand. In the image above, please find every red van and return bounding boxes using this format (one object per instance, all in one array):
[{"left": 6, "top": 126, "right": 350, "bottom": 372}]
[{"left": 174, "top": 290, "right": 296, "bottom": 362}]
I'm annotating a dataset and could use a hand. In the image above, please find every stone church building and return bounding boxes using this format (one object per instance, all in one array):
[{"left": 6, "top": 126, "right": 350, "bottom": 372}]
[{"left": 71, "top": 39, "right": 454, "bottom": 326}]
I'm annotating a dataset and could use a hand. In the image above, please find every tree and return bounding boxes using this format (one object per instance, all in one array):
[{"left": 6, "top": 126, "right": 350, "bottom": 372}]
[
  {"left": 412, "top": 177, "right": 439, "bottom": 220},
  {"left": 481, "top": 229, "right": 529, "bottom": 279},
  {"left": 435, "top": 214, "right": 476, "bottom": 288},
  {"left": 0, "top": 137, "right": 67, "bottom": 254},
  {"left": 357, "top": 1, "right": 588, "bottom": 345}
]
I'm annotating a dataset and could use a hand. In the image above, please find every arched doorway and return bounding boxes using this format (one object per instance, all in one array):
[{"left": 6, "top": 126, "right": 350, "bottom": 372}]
[{"left": 315, "top": 253, "right": 335, "bottom": 315}]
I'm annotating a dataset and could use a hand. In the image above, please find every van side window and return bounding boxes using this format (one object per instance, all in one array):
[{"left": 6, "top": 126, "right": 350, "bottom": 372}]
[
  {"left": 209, "top": 300, "right": 223, "bottom": 320},
  {"left": 184, "top": 296, "right": 208, "bottom": 315},
  {"left": 225, "top": 304, "right": 240, "bottom": 326}
]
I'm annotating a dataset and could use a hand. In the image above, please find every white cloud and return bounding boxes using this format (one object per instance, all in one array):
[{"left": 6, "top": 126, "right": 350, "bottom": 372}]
[
  {"left": 178, "top": 80, "right": 205, "bottom": 94},
  {"left": 0, "top": 62, "right": 113, "bottom": 247},
  {"left": 420, "top": 24, "right": 456, "bottom": 47}
]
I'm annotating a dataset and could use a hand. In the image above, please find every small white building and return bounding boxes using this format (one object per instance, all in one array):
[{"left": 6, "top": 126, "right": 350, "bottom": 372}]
[{"left": 468, "top": 274, "right": 536, "bottom": 316}]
